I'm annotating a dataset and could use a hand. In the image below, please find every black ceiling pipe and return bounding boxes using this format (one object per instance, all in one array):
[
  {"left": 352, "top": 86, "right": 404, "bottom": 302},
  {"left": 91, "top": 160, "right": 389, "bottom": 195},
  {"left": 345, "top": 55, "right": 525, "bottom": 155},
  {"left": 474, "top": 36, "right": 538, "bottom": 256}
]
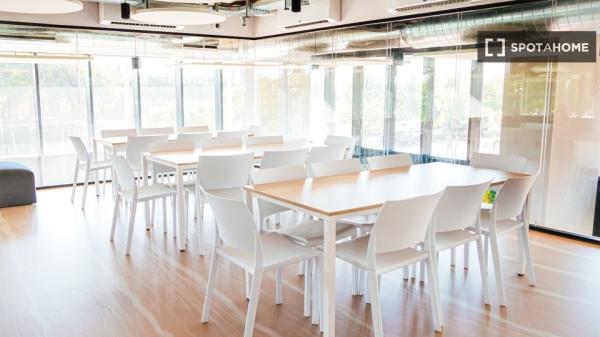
[
  {"left": 121, "top": 2, "right": 131, "bottom": 19},
  {"left": 291, "top": 0, "right": 301, "bottom": 13}
]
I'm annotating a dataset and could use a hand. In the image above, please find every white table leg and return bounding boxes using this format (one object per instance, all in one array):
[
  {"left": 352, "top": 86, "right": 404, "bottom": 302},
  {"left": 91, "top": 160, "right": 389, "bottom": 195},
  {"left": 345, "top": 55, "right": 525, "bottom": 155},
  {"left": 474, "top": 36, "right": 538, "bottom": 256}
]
[
  {"left": 176, "top": 167, "right": 187, "bottom": 251},
  {"left": 142, "top": 155, "right": 150, "bottom": 228},
  {"left": 322, "top": 215, "right": 337, "bottom": 337}
]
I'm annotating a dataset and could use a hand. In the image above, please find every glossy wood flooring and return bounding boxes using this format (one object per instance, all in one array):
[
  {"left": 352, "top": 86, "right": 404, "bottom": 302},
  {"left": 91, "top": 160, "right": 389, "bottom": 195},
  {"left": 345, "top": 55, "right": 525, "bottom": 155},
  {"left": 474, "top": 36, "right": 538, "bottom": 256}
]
[{"left": 1, "top": 186, "right": 599, "bottom": 337}]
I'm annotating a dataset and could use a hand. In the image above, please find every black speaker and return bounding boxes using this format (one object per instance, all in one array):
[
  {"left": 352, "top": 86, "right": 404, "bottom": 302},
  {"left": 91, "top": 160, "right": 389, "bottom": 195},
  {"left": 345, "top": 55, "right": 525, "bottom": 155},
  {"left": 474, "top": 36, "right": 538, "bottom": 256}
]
[
  {"left": 121, "top": 2, "right": 131, "bottom": 19},
  {"left": 291, "top": 0, "right": 301, "bottom": 13}
]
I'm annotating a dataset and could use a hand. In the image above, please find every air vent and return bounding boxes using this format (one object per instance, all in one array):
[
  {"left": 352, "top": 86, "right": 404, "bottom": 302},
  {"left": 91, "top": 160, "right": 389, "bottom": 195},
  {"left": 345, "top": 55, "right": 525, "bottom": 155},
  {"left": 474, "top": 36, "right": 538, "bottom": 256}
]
[
  {"left": 393, "top": 0, "right": 471, "bottom": 13},
  {"left": 182, "top": 44, "right": 218, "bottom": 49},
  {"left": 109, "top": 21, "right": 180, "bottom": 29},
  {"left": 284, "top": 19, "right": 330, "bottom": 29}
]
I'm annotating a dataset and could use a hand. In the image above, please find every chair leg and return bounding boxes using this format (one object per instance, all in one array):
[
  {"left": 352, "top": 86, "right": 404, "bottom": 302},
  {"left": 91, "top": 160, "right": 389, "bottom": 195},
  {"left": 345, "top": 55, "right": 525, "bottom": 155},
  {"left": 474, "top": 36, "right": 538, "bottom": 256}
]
[
  {"left": 162, "top": 197, "right": 167, "bottom": 234},
  {"left": 311, "top": 256, "right": 321, "bottom": 325},
  {"left": 450, "top": 247, "right": 456, "bottom": 267},
  {"left": 125, "top": 202, "right": 138, "bottom": 256},
  {"left": 520, "top": 226, "right": 536, "bottom": 286},
  {"left": 420, "top": 260, "right": 425, "bottom": 284},
  {"left": 81, "top": 165, "right": 91, "bottom": 209},
  {"left": 275, "top": 267, "right": 283, "bottom": 305},
  {"left": 197, "top": 199, "right": 205, "bottom": 255},
  {"left": 149, "top": 200, "right": 155, "bottom": 231},
  {"left": 352, "top": 265, "right": 360, "bottom": 295},
  {"left": 463, "top": 242, "right": 470, "bottom": 270},
  {"left": 298, "top": 261, "right": 305, "bottom": 276},
  {"left": 201, "top": 251, "right": 220, "bottom": 323},
  {"left": 71, "top": 162, "right": 79, "bottom": 203},
  {"left": 94, "top": 169, "right": 100, "bottom": 197},
  {"left": 475, "top": 238, "right": 491, "bottom": 305},
  {"left": 489, "top": 231, "right": 507, "bottom": 306},
  {"left": 245, "top": 272, "right": 252, "bottom": 300},
  {"left": 425, "top": 257, "right": 443, "bottom": 332},
  {"left": 367, "top": 270, "right": 384, "bottom": 337},
  {"left": 244, "top": 270, "right": 263, "bottom": 337},
  {"left": 484, "top": 235, "right": 489, "bottom": 268},
  {"left": 110, "top": 195, "right": 120, "bottom": 242},
  {"left": 304, "top": 258, "right": 313, "bottom": 317},
  {"left": 403, "top": 266, "right": 409, "bottom": 281},
  {"left": 516, "top": 229, "right": 526, "bottom": 276},
  {"left": 172, "top": 196, "right": 177, "bottom": 238}
]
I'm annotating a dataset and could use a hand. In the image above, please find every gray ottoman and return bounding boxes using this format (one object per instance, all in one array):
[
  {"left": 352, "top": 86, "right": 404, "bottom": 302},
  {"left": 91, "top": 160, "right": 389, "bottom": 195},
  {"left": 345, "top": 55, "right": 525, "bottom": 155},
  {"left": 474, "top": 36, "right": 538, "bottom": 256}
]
[{"left": 0, "top": 162, "right": 37, "bottom": 208}]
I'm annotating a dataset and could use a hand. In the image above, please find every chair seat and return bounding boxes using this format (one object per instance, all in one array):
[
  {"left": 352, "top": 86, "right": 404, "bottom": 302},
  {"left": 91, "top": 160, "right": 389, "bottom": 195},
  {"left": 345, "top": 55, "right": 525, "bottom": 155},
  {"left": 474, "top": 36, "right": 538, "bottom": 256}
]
[
  {"left": 336, "top": 235, "right": 428, "bottom": 274},
  {"left": 337, "top": 214, "right": 376, "bottom": 229},
  {"left": 276, "top": 220, "right": 357, "bottom": 246},
  {"left": 217, "top": 233, "right": 320, "bottom": 272},
  {"left": 119, "top": 183, "right": 176, "bottom": 202},
  {"left": 435, "top": 229, "right": 479, "bottom": 251},
  {"left": 480, "top": 210, "right": 525, "bottom": 235}
]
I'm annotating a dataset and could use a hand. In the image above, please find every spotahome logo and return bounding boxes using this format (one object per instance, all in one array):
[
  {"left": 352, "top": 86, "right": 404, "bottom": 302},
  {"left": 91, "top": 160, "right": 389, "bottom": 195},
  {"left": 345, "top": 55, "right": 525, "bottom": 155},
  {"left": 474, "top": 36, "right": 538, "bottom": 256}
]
[{"left": 477, "top": 31, "right": 596, "bottom": 62}]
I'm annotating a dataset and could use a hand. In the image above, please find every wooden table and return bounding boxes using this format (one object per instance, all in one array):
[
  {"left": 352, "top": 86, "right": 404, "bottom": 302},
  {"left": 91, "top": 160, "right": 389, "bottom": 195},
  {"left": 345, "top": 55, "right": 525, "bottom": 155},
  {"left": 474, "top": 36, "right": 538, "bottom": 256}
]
[
  {"left": 142, "top": 142, "right": 323, "bottom": 251},
  {"left": 242, "top": 162, "right": 526, "bottom": 337}
]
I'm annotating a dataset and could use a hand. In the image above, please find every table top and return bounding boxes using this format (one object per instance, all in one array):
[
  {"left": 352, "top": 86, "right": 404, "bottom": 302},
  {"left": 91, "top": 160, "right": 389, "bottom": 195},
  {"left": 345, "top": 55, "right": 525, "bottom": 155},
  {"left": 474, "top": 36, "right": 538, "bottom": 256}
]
[{"left": 243, "top": 162, "right": 527, "bottom": 217}]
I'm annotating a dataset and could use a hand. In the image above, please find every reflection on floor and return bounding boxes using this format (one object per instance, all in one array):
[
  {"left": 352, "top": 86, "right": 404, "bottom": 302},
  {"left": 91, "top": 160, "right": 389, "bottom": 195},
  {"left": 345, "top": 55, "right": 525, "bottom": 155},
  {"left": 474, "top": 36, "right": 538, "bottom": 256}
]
[{"left": 1, "top": 186, "right": 599, "bottom": 337}]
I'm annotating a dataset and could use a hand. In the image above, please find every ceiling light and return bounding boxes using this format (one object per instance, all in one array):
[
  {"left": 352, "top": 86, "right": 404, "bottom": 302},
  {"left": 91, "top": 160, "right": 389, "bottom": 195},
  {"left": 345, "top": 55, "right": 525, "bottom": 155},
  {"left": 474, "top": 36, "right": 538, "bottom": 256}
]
[
  {"left": 132, "top": 7, "right": 227, "bottom": 26},
  {"left": 0, "top": 0, "right": 83, "bottom": 14}
]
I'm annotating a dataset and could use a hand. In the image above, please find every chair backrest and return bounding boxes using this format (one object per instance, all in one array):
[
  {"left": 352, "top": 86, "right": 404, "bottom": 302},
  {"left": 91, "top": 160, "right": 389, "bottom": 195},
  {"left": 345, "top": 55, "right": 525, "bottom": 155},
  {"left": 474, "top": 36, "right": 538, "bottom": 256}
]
[
  {"left": 248, "top": 125, "right": 267, "bottom": 137},
  {"left": 260, "top": 148, "right": 308, "bottom": 169},
  {"left": 112, "top": 155, "right": 136, "bottom": 192},
  {"left": 310, "top": 158, "right": 362, "bottom": 178},
  {"left": 369, "top": 190, "right": 444, "bottom": 258},
  {"left": 368, "top": 153, "right": 413, "bottom": 170},
  {"left": 176, "top": 132, "right": 213, "bottom": 148},
  {"left": 100, "top": 128, "right": 137, "bottom": 138},
  {"left": 306, "top": 145, "right": 347, "bottom": 164},
  {"left": 470, "top": 152, "right": 528, "bottom": 173},
  {"left": 217, "top": 130, "right": 248, "bottom": 139},
  {"left": 204, "top": 191, "right": 259, "bottom": 257},
  {"left": 200, "top": 137, "right": 243, "bottom": 149},
  {"left": 178, "top": 125, "right": 209, "bottom": 133},
  {"left": 196, "top": 153, "right": 255, "bottom": 190},
  {"left": 125, "top": 135, "right": 169, "bottom": 167},
  {"left": 149, "top": 140, "right": 195, "bottom": 153},
  {"left": 251, "top": 164, "right": 307, "bottom": 185},
  {"left": 69, "top": 136, "right": 90, "bottom": 162},
  {"left": 245, "top": 135, "right": 284, "bottom": 146},
  {"left": 434, "top": 180, "right": 492, "bottom": 233},
  {"left": 494, "top": 174, "right": 538, "bottom": 221},
  {"left": 139, "top": 127, "right": 174, "bottom": 136},
  {"left": 324, "top": 135, "right": 356, "bottom": 159}
]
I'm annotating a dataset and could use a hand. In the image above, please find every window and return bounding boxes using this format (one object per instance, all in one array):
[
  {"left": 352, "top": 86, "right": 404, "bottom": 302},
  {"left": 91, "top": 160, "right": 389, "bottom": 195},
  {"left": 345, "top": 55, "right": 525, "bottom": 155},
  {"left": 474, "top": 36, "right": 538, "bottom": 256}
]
[
  {"left": 479, "top": 63, "right": 505, "bottom": 154},
  {"left": 393, "top": 56, "right": 423, "bottom": 154},
  {"left": 332, "top": 66, "right": 353, "bottom": 136},
  {"left": 286, "top": 68, "right": 312, "bottom": 139},
  {"left": 139, "top": 58, "right": 176, "bottom": 128},
  {"left": 91, "top": 57, "right": 135, "bottom": 134},
  {"left": 255, "top": 68, "right": 281, "bottom": 134},
  {"left": 222, "top": 68, "right": 251, "bottom": 130},
  {"left": 182, "top": 68, "right": 215, "bottom": 129},
  {"left": 362, "top": 65, "right": 386, "bottom": 149}
]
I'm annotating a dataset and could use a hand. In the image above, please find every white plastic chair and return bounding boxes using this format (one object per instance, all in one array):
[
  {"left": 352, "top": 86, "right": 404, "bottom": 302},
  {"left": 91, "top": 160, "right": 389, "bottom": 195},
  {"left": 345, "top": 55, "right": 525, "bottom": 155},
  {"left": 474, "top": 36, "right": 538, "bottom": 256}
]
[
  {"left": 217, "top": 130, "right": 248, "bottom": 139},
  {"left": 110, "top": 155, "right": 176, "bottom": 255},
  {"left": 306, "top": 145, "right": 347, "bottom": 165},
  {"left": 335, "top": 191, "right": 445, "bottom": 335},
  {"left": 139, "top": 127, "right": 174, "bottom": 136},
  {"left": 481, "top": 174, "right": 538, "bottom": 306},
  {"left": 245, "top": 135, "right": 284, "bottom": 146},
  {"left": 433, "top": 181, "right": 493, "bottom": 305},
  {"left": 324, "top": 135, "right": 356, "bottom": 159},
  {"left": 69, "top": 136, "right": 111, "bottom": 209},
  {"left": 309, "top": 158, "right": 363, "bottom": 178},
  {"left": 201, "top": 191, "right": 321, "bottom": 337},
  {"left": 248, "top": 125, "right": 267, "bottom": 136},
  {"left": 260, "top": 148, "right": 308, "bottom": 169},
  {"left": 368, "top": 153, "right": 413, "bottom": 170},
  {"left": 178, "top": 125, "right": 209, "bottom": 133},
  {"left": 125, "top": 135, "right": 169, "bottom": 173},
  {"left": 100, "top": 128, "right": 137, "bottom": 138},
  {"left": 176, "top": 132, "right": 212, "bottom": 148},
  {"left": 185, "top": 153, "right": 255, "bottom": 254},
  {"left": 200, "top": 137, "right": 243, "bottom": 149}
]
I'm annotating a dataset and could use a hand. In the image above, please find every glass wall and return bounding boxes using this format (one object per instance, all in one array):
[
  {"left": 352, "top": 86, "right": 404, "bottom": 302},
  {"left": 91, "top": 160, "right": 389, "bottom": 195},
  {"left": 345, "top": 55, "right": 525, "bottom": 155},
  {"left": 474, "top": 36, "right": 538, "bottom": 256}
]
[
  {"left": 139, "top": 58, "right": 176, "bottom": 128},
  {"left": 182, "top": 67, "right": 215, "bottom": 129},
  {"left": 222, "top": 68, "right": 251, "bottom": 130}
]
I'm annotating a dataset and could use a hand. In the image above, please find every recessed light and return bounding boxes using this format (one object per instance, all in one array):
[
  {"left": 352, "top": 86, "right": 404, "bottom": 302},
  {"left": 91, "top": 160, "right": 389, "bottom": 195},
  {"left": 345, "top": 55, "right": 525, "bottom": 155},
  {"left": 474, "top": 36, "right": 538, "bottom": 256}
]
[
  {"left": 0, "top": 0, "right": 83, "bottom": 14},
  {"left": 131, "top": 7, "right": 227, "bottom": 26}
]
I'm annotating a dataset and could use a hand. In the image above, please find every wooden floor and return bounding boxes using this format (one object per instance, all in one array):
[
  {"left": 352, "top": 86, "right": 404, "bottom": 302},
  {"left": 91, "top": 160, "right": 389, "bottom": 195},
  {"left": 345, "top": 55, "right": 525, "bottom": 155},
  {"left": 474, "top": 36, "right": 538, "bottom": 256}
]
[{"left": 1, "top": 186, "right": 599, "bottom": 337}]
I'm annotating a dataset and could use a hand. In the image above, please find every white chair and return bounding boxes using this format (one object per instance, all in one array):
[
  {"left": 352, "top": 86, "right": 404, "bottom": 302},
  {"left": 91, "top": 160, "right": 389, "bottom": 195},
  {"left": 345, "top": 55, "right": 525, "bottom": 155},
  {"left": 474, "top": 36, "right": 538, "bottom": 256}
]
[
  {"left": 217, "top": 130, "right": 248, "bottom": 139},
  {"left": 69, "top": 136, "right": 111, "bottom": 209},
  {"left": 139, "top": 127, "right": 174, "bottom": 136},
  {"left": 260, "top": 148, "right": 308, "bottom": 169},
  {"left": 433, "top": 181, "right": 492, "bottom": 305},
  {"left": 324, "top": 135, "right": 356, "bottom": 159},
  {"left": 200, "top": 137, "right": 243, "bottom": 149},
  {"left": 100, "top": 128, "right": 137, "bottom": 138},
  {"left": 335, "top": 191, "right": 445, "bottom": 335},
  {"left": 245, "top": 135, "right": 284, "bottom": 146},
  {"left": 201, "top": 191, "right": 321, "bottom": 337},
  {"left": 306, "top": 145, "right": 347, "bottom": 165},
  {"left": 481, "top": 174, "right": 538, "bottom": 306},
  {"left": 125, "top": 135, "right": 169, "bottom": 173},
  {"left": 185, "top": 153, "right": 255, "bottom": 254},
  {"left": 248, "top": 125, "right": 267, "bottom": 136},
  {"left": 176, "top": 132, "right": 212, "bottom": 148},
  {"left": 178, "top": 125, "right": 209, "bottom": 133},
  {"left": 309, "top": 158, "right": 363, "bottom": 178},
  {"left": 109, "top": 155, "right": 176, "bottom": 256},
  {"left": 368, "top": 153, "right": 413, "bottom": 170}
]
